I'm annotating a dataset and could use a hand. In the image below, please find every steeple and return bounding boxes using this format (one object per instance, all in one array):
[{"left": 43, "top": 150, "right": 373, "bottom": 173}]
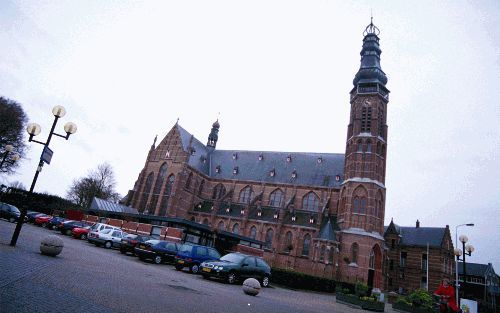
[
  {"left": 353, "top": 18, "right": 388, "bottom": 91},
  {"left": 207, "top": 119, "right": 220, "bottom": 150}
]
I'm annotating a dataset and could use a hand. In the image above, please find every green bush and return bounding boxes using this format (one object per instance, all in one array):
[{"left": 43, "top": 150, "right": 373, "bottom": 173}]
[
  {"left": 395, "top": 297, "right": 413, "bottom": 307},
  {"left": 271, "top": 268, "right": 336, "bottom": 293},
  {"left": 355, "top": 281, "right": 370, "bottom": 297},
  {"left": 407, "top": 289, "right": 432, "bottom": 309}
]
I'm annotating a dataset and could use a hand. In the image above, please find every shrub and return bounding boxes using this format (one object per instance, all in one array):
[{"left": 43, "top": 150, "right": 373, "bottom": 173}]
[
  {"left": 271, "top": 268, "right": 336, "bottom": 293},
  {"left": 395, "top": 297, "right": 413, "bottom": 307},
  {"left": 407, "top": 289, "right": 432, "bottom": 309},
  {"left": 355, "top": 281, "right": 370, "bottom": 297}
]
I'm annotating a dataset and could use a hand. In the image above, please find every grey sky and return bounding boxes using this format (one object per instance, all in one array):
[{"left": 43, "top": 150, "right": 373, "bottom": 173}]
[{"left": 1, "top": 1, "right": 499, "bottom": 270}]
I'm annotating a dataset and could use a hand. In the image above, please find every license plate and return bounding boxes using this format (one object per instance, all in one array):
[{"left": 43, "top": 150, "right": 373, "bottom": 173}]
[
  {"left": 139, "top": 244, "right": 145, "bottom": 249},
  {"left": 202, "top": 268, "right": 211, "bottom": 273},
  {"left": 178, "top": 260, "right": 184, "bottom": 264}
]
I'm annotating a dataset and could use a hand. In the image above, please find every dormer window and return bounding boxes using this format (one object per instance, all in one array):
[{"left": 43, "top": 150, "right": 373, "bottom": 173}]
[
  {"left": 258, "top": 153, "right": 264, "bottom": 161},
  {"left": 233, "top": 166, "right": 239, "bottom": 175},
  {"left": 257, "top": 210, "right": 262, "bottom": 217},
  {"left": 165, "top": 150, "right": 170, "bottom": 158},
  {"left": 309, "top": 216, "right": 315, "bottom": 224},
  {"left": 273, "top": 211, "right": 279, "bottom": 219},
  {"left": 317, "top": 156, "right": 323, "bottom": 164},
  {"left": 335, "top": 174, "right": 341, "bottom": 182},
  {"left": 291, "top": 215, "right": 296, "bottom": 222},
  {"left": 190, "top": 148, "right": 196, "bottom": 155},
  {"left": 232, "top": 153, "right": 238, "bottom": 160},
  {"left": 225, "top": 207, "right": 231, "bottom": 213},
  {"left": 291, "top": 170, "right": 297, "bottom": 179},
  {"left": 286, "top": 155, "right": 292, "bottom": 162},
  {"left": 269, "top": 169, "right": 275, "bottom": 177},
  {"left": 215, "top": 165, "right": 221, "bottom": 173},
  {"left": 240, "top": 209, "right": 245, "bottom": 215}
]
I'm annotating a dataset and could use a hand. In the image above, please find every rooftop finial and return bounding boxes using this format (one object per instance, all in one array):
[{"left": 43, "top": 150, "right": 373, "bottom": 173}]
[{"left": 363, "top": 14, "right": 380, "bottom": 36}]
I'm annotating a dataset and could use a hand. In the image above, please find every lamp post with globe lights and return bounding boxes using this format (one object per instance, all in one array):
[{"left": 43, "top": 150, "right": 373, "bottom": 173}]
[
  {"left": 10, "top": 105, "right": 77, "bottom": 247},
  {"left": 454, "top": 223, "right": 474, "bottom": 306},
  {"left": 0, "top": 144, "right": 20, "bottom": 171},
  {"left": 454, "top": 235, "right": 475, "bottom": 304}
]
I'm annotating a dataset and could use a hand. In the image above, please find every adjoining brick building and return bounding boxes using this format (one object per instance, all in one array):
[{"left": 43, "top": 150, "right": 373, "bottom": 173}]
[
  {"left": 383, "top": 219, "right": 455, "bottom": 294},
  {"left": 126, "top": 20, "right": 390, "bottom": 289}
]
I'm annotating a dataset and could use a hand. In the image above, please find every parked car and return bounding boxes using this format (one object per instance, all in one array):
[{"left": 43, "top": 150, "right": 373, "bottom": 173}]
[
  {"left": 26, "top": 211, "right": 46, "bottom": 223},
  {"left": 120, "top": 234, "right": 152, "bottom": 255},
  {"left": 0, "top": 202, "right": 23, "bottom": 223},
  {"left": 71, "top": 226, "right": 92, "bottom": 240},
  {"left": 89, "top": 223, "right": 121, "bottom": 233},
  {"left": 34, "top": 215, "right": 52, "bottom": 227},
  {"left": 200, "top": 252, "right": 271, "bottom": 287},
  {"left": 59, "top": 220, "right": 91, "bottom": 236},
  {"left": 135, "top": 240, "right": 180, "bottom": 264},
  {"left": 47, "top": 216, "right": 66, "bottom": 230},
  {"left": 88, "top": 228, "right": 128, "bottom": 249},
  {"left": 174, "top": 243, "right": 221, "bottom": 274}
]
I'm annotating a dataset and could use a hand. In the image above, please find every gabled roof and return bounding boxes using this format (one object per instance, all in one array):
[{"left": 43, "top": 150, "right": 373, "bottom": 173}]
[
  {"left": 318, "top": 218, "right": 336, "bottom": 241},
  {"left": 457, "top": 262, "right": 494, "bottom": 277},
  {"left": 384, "top": 223, "right": 446, "bottom": 248},
  {"left": 172, "top": 123, "right": 345, "bottom": 189},
  {"left": 90, "top": 197, "right": 139, "bottom": 214}
]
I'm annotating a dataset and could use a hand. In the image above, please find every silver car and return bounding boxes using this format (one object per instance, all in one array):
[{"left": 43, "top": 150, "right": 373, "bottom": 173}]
[{"left": 88, "top": 228, "right": 128, "bottom": 249}]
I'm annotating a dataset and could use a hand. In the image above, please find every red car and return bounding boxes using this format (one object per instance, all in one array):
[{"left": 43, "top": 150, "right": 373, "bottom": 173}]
[
  {"left": 72, "top": 226, "right": 91, "bottom": 240},
  {"left": 34, "top": 215, "right": 52, "bottom": 227}
]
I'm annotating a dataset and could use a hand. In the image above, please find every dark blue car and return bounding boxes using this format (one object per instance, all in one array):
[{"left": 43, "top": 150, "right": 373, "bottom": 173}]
[
  {"left": 60, "top": 220, "right": 91, "bottom": 236},
  {"left": 134, "top": 240, "right": 180, "bottom": 264},
  {"left": 174, "top": 243, "right": 221, "bottom": 274},
  {"left": 47, "top": 216, "right": 66, "bottom": 230}
]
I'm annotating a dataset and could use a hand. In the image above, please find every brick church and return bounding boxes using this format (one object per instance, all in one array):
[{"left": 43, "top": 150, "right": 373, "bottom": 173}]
[{"left": 127, "top": 20, "right": 389, "bottom": 289}]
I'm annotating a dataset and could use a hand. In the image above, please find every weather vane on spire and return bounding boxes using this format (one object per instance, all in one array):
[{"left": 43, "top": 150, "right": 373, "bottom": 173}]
[{"left": 364, "top": 10, "right": 380, "bottom": 36}]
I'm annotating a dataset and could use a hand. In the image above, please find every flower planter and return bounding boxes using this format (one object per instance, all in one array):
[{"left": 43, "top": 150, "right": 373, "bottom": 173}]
[
  {"left": 336, "top": 293, "right": 385, "bottom": 312},
  {"left": 392, "top": 302, "right": 432, "bottom": 313},
  {"left": 361, "top": 300, "right": 385, "bottom": 312}
]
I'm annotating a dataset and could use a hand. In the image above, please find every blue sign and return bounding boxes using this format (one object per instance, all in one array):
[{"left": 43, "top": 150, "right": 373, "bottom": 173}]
[{"left": 41, "top": 146, "right": 53, "bottom": 164}]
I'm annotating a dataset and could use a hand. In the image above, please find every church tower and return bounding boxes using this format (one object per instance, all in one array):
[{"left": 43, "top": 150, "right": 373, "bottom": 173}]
[
  {"left": 207, "top": 119, "right": 220, "bottom": 151},
  {"left": 337, "top": 19, "right": 389, "bottom": 289}
]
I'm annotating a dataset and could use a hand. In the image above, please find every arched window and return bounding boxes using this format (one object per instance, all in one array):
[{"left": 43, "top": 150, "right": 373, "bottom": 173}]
[
  {"left": 218, "top": 221, "right": 225, "bottom": 231},
  {"left": 329, "top": 247, "right": 334, "bottom": 264},
  {"left": 361, "top": 106, "right": 372, "bottom": 132},
  {"left": 357, "top": 140, "right": 363, "bottom": 152},
  {"left": 212, "top": 184, "right": 226, "bottom": 200},
  {"left": 352, "top": 186, "right": 368, "bottom": 214},
  {"left": 139, "top": 172, "right": 154, "bottom": 212},
  {"left": 269, "top": 189, "right": 284, "bottom": 207},
  {"left": 366, "top": 140, "right": 372, "bottom": 153},
  {"left": 249, "top": 226, "right": 257, "bottom": 239},
  {"left": 202, "top": 218, "right": 209, "bottom": 226},
  {"left": 320, "top": 245, "right": 326, "bottom": 262},
  {"left": 369, "top": 249, "right": 375, "bottom": 269},
  {"left": 378, "top": 108, "right": 385, "bottom": 138},
  {"left": 185, "top": 172, "right": 193, "bottom": 189},
  {"left": 238, "top": 186, "right": 253, "bottom": 204},
  {"left": 360, "top": 198, "right": 367, "bottom": 214},
  {"left": 149, "top": 163, "right": 168, "bottom": 213},
  {"left": 284, "top": 231, "right": 293, "bottom": 253},
  {"left": 351, "top": 243, "right": 359, "bottom": 264},
  {"left": 265, "top": 228, "right": 274, "bottom": 249},
  {"left": 159, "top": 174, "right": 175, "bottom": 216},
  {"left": 232, "top": 223, "right": 239, "bottom": 235},
  {"left": 302, "top": 234, "right": 311, "bottom": 257},
  {"left": 353, "top": 197, "right": 360, "bottom": 213},
  {"left": 198, "top": 180, "right": 205, "bottom": 196},
  {"left": 302, "top": 192, "right": 319, "bottom": 212}
]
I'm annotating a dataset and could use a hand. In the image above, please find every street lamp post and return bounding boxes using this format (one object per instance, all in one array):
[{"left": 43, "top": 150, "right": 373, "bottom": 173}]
[
  {"left": 456, "top": 235, "right": 475, "bottom": 300},
  {"left": 455, "top": 223, "right": 474, "bottom": 306},
  {"left": 10, "top": 105, "right": 77, "bottom": 247},
  {"left": 0, "top": 144, "right": 20, "bottom": 171}
]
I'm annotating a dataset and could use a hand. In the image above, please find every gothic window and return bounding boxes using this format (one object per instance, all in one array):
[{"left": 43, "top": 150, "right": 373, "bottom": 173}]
[
  {"left": 357, "top": 140, "right": 363, "bottom": 152},
  {"left": 149, "top": 164, "right": 168, "bottom": 213},
  {"left": 353, "top": 197, "right": 360, "bottom": 213},
  {"left": 159, "top": 174, "right": 175, "bottom": 215},
  {"left": 360, "top": 198, "right": 367, "bottom": 214},
  {"left": 378, "top": 108, "right": 384, "bottom": 138},
  {"left": 238, "top": 186, "right": 253, "bottom": 204},
  {"left": 302, "top": 192, "right": 319, "bottom": 212},
  {"left": 198, "top": 180, "right": 204, "bottom": 196},
  {"left": 284, "top": 231, "right": 293, "bottom": 253},
  {"left": 369, "top": 249, "right": 375, "bottom": 269},
  {"left": 232, "top": 223, "right": 239, "bottom": 235},
  {"left": 329, "top": 247, "right": 334, "bottom": 264},
  {"left": 250, "top": 226, "right": 257, "bottom": 239},
  {"left": 139, "top": 172, "right": 154, "bottom": 212},
  {"left": 361, "top": 106, "right": 372, "bottom": 132},
  {"left": 302, "top": 234, "right": 311, "bottom": 257},
  {"left": 265, "top": 228, "right": 274, "bottom": 249},
  {"left": 218, "top": 221, "right": 225, "bottom": 231},
  {"left": 366, "top": 140, "right": 372, "bottom": 153},
  {"left": 269, "top": 189, "right": 284, "bottom": 207},
  {"left": 185, "top": 172, "right": 193, "bottom": 189},
  {"left": 351, "top": 243, "right": 359, "bottom": 264},
  {"left": 212, "top": 184, "right": 226, "bottom": 200},
  {"left": 352, "top": 186, "right": 368, "bottom": 214},
  {"left": 320, "top": 245, "right": 326, "bottom": 262}
]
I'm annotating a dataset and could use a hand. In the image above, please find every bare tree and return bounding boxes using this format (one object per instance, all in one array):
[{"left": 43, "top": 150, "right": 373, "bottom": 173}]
[
  {"left": 0, "top": 97, "right": 28, "bottom": 174},
  {"left": 9, "top": 181, "right": 26, "bottom": 190},
  {"left": 66, "top": 163, "right": 121, "bottom": 208}
]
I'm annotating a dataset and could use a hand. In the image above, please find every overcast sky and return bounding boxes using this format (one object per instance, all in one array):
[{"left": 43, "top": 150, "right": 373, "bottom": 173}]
[{"left": 1, "top": 1, "right": 499, "bottom": 270}]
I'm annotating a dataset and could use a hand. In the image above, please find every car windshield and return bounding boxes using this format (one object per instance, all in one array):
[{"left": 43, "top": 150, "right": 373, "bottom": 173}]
[
  {"left": 179, "top": 244, "right": 193, "bottom": 253},
  {"left": 125, "top": 234, "right": 138, "bottom": 239},
  {"left": 220, "top": 253, "right": 246, "bottom": 263},
  {"left": 9, "top": 205, "right": 20, "bottom": 214}
]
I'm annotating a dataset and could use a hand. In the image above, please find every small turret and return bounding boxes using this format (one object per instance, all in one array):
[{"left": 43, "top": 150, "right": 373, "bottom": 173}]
[{"left": 207, "top": 119, "right": 220, "bottom": 151}]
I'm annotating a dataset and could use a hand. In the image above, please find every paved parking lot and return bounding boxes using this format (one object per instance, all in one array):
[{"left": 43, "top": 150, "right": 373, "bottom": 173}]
[{"left": 0, "top": 219, "right": 394, "bottom": 313}]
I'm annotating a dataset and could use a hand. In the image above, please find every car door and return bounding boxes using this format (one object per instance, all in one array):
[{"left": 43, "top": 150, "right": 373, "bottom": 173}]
[
  {"left": 110, "top": 230, "right": 122, "bottom": 247},
  {"left": 164, "top": 242, "right": 178, "bottom": 262},
  {"left": 240, "top": 257, "right": 257, "bottom": 279},
  {"left": 255, "top": 257, "right": 268, "bottom": 279},
  {"left": 196, "top": 246, "right": 209, "bottom": 263}
]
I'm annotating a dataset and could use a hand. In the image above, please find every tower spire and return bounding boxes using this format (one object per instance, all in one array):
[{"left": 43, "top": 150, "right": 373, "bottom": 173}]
[{"left": 207, "top": 118, "right": 220, "bottom": 151}]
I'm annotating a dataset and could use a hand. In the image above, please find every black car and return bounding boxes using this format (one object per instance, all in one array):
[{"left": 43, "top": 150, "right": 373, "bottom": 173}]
[
  {"left": 200, "top": 253, "right": 271, "bottom": 287},
  {"left": 135, "top": 240, "right": 180, "bottom": 264},
  {"left": 47, "top": 216, "right": 66, "bottom": 230},
  {"left": 60, "top": 220, "right": 91, "bottom": 235},
  {"left": 120, "top": 234, "right": 152, "bottom": 255},
  {"left": 0, "top": 202, "right": 22, "bottom": 223}
]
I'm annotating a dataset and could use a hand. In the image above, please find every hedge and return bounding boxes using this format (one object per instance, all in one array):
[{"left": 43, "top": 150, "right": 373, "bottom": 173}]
[{"left": 270, "top": 268, "right": 337, "bottom": 293}]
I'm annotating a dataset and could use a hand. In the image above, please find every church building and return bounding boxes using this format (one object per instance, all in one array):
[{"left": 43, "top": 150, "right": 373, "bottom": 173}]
[{"left": 126, "top": 20, "right": 390, "bottom": 289}]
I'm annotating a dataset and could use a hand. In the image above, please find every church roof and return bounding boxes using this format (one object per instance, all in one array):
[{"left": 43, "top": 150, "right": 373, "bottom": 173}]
[
  {"left": 318, "top": 216, "right": 339, "bottom": 241},
  {"left": 176, "top": 124, "right": 345, "bottom": 189}
]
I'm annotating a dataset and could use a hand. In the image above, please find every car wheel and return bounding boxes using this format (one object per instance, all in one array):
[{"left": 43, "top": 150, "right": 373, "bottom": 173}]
[
  {"left": 104, "top": 241, "right": 112, "bottom": 249},
  {"left": 9, "top": 217, "right": 15, "bottom": 223},
  {"left": 175, "top": 265, "right": 183, "bottom": 271},
  {"left": 65, "top": 229, "right": 72, "bottom": 236},
  {"left": 154, "top": 256, "right": 162, "bottom": 264},
  {"left": 190, "top": 264, "right": 200, "bottom": 274},
  {"left": 261, "top": 276, "right": 270, "bottom": 287},
  {"left": 227, "top": 272, "right": 237, "bottom": 284},
  {"left": 80, "top": 234, "right": 87, "bottom": 240}
]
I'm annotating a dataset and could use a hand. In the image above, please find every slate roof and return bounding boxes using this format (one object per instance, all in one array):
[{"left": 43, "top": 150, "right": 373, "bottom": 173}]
[
  {"left": 318, "top": 217, "right": 338, "bottom": 241},
  {"left": 457, "top": 262, "right": 491, "bottom": 277},
  {"left": 175, "top": 124, "right": 345, "bottom": 189},
  {"left": 90, "top": 197, "right": 139, "bottom": 214},
  {"left": 384, "top": 224, "right": 446, "bottom": 248}
]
